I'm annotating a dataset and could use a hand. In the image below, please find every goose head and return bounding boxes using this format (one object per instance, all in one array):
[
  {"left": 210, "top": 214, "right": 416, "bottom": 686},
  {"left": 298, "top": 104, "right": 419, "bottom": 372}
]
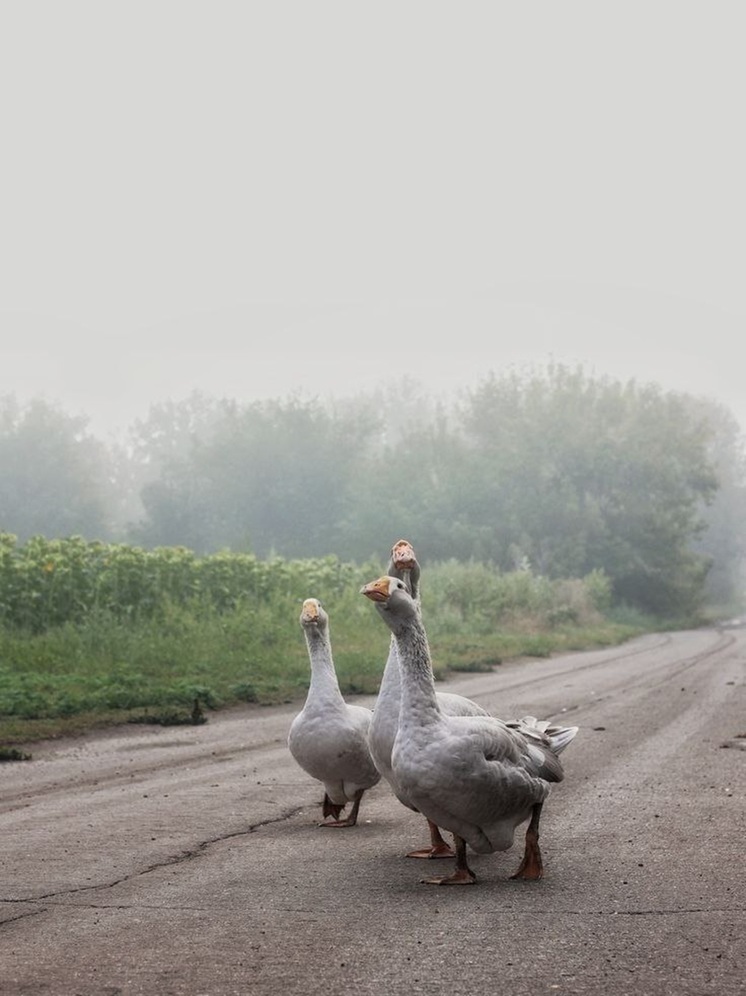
[
  {"left": 300, "top": 598, "right": 329, "bottom": 632},
  {"left": 360, "top": 575, "right": 419, "bottom": 632},
  {"left": 388, "top": 539, "right": 421, "bottom": 599}
]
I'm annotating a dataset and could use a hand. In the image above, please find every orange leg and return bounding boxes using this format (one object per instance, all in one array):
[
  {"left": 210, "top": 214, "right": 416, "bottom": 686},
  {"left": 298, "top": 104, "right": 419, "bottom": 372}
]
[
  {"left": 421, "top": 835, "right": 477, "bottom": 885},
  {"left": 406, "top": 819, "right": 456, "bottom": 859},
  {"left": 510, "top": 802, "right": 544, "bottom": 880}
]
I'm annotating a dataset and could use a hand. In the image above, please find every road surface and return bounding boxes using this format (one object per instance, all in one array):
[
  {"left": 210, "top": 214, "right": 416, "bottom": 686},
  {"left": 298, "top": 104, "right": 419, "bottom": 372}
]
[{"left": 1, "top": 627, "right": 744, "bottom": 995}]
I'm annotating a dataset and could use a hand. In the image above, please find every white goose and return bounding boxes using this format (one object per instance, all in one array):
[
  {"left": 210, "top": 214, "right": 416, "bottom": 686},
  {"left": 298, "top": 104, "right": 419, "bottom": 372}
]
[
  {"left": 361, "top": 574, "right": 578, "bottom": 884},
  {"left": 288, "top": 598, "right": 381, "bottom": 827},
  {"left": 368, "top": 539, "right": 491, "bottom": 859}
]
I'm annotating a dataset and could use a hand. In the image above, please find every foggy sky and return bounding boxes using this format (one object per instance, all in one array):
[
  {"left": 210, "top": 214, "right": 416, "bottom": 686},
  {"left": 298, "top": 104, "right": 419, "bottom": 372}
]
[{"left": 1, "top": 3, "right": 744, "bottom": 437}]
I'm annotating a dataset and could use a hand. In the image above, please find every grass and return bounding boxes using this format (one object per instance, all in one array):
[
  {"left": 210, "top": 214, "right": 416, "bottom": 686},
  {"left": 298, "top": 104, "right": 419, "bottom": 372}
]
[
  {"left": 0, "top": 559, "right": 668, "bottom": 746},
  {"left": 0, "top": 612, "right": 646, "bottom": 747}
]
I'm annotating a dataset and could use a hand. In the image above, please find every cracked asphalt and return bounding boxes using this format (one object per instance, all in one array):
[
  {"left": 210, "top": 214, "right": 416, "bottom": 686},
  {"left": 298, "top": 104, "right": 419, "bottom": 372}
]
[{"left": 1, "top": 627, "right": 744, "bottom": 996}]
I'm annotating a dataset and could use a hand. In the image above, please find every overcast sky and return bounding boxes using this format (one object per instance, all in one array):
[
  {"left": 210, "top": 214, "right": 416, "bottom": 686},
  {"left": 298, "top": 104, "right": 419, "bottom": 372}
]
[{"left": 1, "top": 2, "right": 744, "bottom": 438}]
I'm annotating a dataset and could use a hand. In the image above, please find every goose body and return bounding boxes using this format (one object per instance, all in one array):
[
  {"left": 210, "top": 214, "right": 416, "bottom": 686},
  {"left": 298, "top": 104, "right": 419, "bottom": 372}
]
[
  {"left": 361, "top": 574, "right": 578, "bottom": 883},
  {"left": 288, "top": 598, "right": 381, "bottom": 827},
  {"left": 367, "top": 540, "right": 490, "bottom": 858}
]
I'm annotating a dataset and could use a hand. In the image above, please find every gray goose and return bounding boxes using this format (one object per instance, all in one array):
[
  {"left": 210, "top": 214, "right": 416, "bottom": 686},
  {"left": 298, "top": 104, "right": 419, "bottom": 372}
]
[
  {"left": 288, "top": 598, "right": 381, "bottom": 827},
  {"left": 367, "top": 540, "right": 491, "bottom": 859},
  {"left": 361, "top": 574, "right": 578, "bottom": 884}
]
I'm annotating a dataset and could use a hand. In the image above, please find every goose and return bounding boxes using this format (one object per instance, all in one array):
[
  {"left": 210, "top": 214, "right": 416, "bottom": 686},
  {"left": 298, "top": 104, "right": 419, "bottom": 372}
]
[
  {"left": 360, "top": 574, "right": 578, "bottom": 884},
  {"left": 368, "top": 539, "right": 492, "bottom": 859},
  {"left": 288, "top": 597, "right": 381, "bottom": 827}
]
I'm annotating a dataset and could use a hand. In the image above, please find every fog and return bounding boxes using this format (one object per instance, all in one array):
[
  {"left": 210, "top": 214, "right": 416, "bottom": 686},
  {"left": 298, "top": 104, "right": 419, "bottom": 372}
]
[{"left": 1, "top": 3, "right": 744, "bottom": 437}]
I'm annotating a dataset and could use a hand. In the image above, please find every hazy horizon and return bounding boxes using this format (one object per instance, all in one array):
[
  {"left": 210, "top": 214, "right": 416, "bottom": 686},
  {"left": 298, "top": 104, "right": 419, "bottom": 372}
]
[{"left": 2, "top": 3, "right": 744, "bottom": 438}]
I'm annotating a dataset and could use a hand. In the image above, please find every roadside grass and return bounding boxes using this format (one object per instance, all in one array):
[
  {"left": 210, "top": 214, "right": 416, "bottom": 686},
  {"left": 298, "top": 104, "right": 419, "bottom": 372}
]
[
  {"left": 0, "top": 555, "right": 661, "bottom": 746},
  {"left": 0, "top": 611, "right": 644, "bottom": 747}
]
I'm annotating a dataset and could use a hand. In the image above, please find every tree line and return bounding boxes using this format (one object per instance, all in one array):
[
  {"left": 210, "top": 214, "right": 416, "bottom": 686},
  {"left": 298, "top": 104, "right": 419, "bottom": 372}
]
[{"left": 2, "top": 364, "right": 745, "bottom": 617}]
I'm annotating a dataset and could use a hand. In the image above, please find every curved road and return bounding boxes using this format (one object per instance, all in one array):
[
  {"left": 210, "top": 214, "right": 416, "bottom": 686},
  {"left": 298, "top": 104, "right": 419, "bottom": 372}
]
[{"left": 1, "top": 627, "right": 744, "bottom": 995}]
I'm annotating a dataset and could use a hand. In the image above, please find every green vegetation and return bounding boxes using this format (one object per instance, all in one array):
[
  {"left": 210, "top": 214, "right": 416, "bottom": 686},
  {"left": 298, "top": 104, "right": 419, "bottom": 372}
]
[
  {"left": 127, "top": 699, "right": 207, "bottom": 726},
  {"left": 2, "top": 365, "right": 743, "bottom": 744},
  {"left": 3, "top": 364, "right": 745, "bottom": 618},
  {"left": 0, "top": 540, "right": 646, "bottom": 745},
  {"left": 0, "top": 746, "right": 32, "bottom": 761}
]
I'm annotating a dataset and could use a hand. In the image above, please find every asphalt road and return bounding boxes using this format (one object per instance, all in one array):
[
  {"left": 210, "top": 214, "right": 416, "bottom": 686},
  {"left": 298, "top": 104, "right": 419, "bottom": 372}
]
[{"left": 1, "top": 627, "right": 744, "bottom": 996}]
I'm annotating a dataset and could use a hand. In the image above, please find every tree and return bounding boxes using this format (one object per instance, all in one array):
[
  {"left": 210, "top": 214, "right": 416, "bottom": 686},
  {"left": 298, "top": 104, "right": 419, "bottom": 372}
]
[
  {"left": 337, "top": 404, "right": 469, "bottom": 562},
  {"left": 457, "top": 365, "right": 718, "bottom": 615},
  {"left": 131, "top": 395, "right": 380, "bottom": 557},
  {"left": 0, "top": 396, "right": 113, "bottom": 541},
  {"left": 687, "top": 398, "right": 746, "bottom": 608},
  {"left": 126, "top": 393, "right": 233, "bottom": 551}
]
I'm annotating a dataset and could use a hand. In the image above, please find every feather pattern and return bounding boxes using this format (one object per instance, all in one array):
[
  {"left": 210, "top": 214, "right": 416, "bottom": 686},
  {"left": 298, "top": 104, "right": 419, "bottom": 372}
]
[
  {"left": 361, "top": 574, "right": 578, "bottom": 883},
  {"left": 288, "top": 598, "right": 381, "bottom": 827},
  {"left": 367, "top": 540, "right": 490, "bottom": 858}
]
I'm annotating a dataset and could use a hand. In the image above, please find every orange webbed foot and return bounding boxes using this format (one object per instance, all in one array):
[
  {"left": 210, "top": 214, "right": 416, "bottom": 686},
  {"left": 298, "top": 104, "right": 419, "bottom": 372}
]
[
  {"left": 421, "top": 867, "right": 477, "bottom": 886},
  {"left": 420, "top": 834, "right": 476, "bottom": 883},
  {"left": 406, "top": 842, "right": 455, "bottom": 859}
]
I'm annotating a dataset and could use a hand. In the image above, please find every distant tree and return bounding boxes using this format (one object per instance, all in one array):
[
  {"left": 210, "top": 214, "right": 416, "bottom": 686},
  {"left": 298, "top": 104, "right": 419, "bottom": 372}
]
[
  {"left": 456, "top": 365, "right": 718, "bottom": 615},
  {"left": 687, "top": 397, "right": 746, "bottom": 608},
  {"left": 131, "top": 395, "right": 380, "bottom": 557},
  {"left": 337, "top": 402, "right": 480, "bottom": 563},
  {"left": 0, "top": 396, "right": 113, "bottom": 541},
  {"left": 118, "top": 368, "right": 742, "bottom": 619},
  {"left": 125, "top": 393, "right": 232, "bottom": 550},
  {"left": 128, "top": 391, "right": 226, "bottom": 472}
]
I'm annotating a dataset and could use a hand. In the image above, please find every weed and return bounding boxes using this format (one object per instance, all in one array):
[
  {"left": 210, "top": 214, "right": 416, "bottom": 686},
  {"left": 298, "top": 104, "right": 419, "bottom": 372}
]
[{"left": 0, "top": 746, "right": 32, "bottom": 761}]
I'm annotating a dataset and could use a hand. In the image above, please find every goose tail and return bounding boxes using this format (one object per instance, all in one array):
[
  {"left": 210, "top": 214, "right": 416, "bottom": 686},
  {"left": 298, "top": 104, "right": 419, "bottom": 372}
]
[{"left": 515, "top": 715, "right": 579, "bottom": 756}]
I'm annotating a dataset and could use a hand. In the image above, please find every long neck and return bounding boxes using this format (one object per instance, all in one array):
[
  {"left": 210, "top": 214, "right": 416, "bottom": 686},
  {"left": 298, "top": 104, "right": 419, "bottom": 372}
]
[
  {"left": 391, "top": 613, "right": 441, "bottom": 729},
  {"left": 304, "top": 629, "right": 344, "bottom": 707},
  {"left": 376, "top": 564, "right": 419, "bottom": 709},
  {"left": 376, "top": 635, "right": 402, "bottom": 707}
]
